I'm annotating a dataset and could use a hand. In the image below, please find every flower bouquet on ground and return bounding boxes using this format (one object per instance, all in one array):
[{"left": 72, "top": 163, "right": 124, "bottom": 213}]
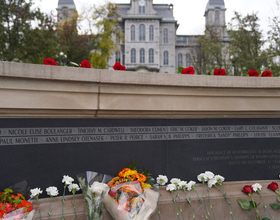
[
  {"left": 0, "top": 188, "right": 35, "bottom": 220},
  {"left": 77, "top": 171, "right": 112, "bottom": 220},
  {"left": 104, "top": 160, "right": 159, "bottom": 220}
]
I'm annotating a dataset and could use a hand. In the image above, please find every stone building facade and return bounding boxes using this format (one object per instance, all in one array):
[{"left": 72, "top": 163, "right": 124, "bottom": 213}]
[{"left": 57, "top": 0, "right": 228, "bottom": 73}]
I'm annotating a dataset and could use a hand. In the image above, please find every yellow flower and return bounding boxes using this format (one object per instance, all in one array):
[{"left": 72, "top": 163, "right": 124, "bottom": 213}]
[
  {"left": 142, "top": 183, "right": 152, "bottom": 189},
  {"left": 123, "top": 170, "right": 138, "bottom": 178}
]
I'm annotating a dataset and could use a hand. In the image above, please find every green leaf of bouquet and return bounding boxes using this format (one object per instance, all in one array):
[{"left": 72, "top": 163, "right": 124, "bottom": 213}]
[
  {"left": 207, "top": 71, "right": 212, "bottom": 75},
  {"left": 69, "top": 61, "right": 80, "bottom": 67},
  {"left": 277, "top": 195, "right": 280, "bottom": 203},
  {"left": 242, "top": 74, "right": 248, "bottom": 77},
  {"left": 262, "top": 217, "right": 271, "bottom": 220},
  {"left": 256, "top": 69, "right": 261, "bottom": 75},
  {"left": 270, "top": 203, "right": 280, "bottom": 209},
  {"left": 249, "top": 201, "right": 257, "bottom": 209},
  {"left": 178, "top": 66, "right": 184, "bottom": 74},
  {"left": 237, "top": 199, "right": 251, "bottom": 211}
]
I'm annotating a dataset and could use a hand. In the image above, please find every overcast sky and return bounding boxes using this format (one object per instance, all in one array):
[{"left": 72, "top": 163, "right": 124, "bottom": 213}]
[{"left": 34, "top": 0, "right": 279, "bottom": 36}]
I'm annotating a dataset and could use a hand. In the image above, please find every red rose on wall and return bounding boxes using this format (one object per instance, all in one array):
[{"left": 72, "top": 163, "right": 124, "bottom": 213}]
[
  {"left": 113, "top": 62, "right": 126, "bottom": 71},
  {"left": 268, "top": 182, "right": 279, "bottom": 191},
  {"left": 242, "top": 185, "right": 253, "bottom": 195},
  {"left": 80, "top": 60, "right": 91, "bottom": 68},
  {"left": 43, "top": 58, "right": 57, "bottom": 66},
  {"left": 213, "top": 68, "right": 226, "bottom": 76},
  {"left": 182, "top": 67, "right": 195, "bottom": 74},
  {"left": 248, "top": 69, "right": 259, "bottom": 77},
  {"left": 261, "top": 70, "right": 272, "bottom": 77}
]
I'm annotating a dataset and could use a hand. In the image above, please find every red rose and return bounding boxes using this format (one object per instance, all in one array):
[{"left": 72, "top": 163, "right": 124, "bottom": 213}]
[
  {"left": 182, "top": 67, "right": 195, "bottom": 74},
  {"left": 43, "top": 58, "right": 57, "bottom": 66},
  {"left": 248, "top": 69, "right": 259, "bottom": 77},
  {"left": 80, "top": 60, "right": 91, "bottom": 68},
  {"left": 268, "top": 182, "right": 279, "bottom": 191},
  {"left": 242, "top": 185, "right": 253, "bottom": 195},
  {"left": 213, "top": 68, "right": 226, "bottom": 76},
  {"left": 113, "top": 62, "right": 126, "bottom": 71},
  {"left": 261, "top": 70, "right": 272, "bottom": 77}
]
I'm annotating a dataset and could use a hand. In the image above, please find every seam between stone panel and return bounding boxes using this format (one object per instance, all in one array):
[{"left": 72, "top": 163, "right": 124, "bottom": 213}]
[{"left": 95, "top": 69, "right": 101, "bottom": 118}]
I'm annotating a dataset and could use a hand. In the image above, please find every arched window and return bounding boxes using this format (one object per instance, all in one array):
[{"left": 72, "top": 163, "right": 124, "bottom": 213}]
[
  {"left": 178, "top": 53, "right": 183, "bottom": 67},
  {"left": 164, "top": 51, "right": 168, "bottom": 65},
  {"left": 149, "top": 49, "right": 154, "bottom": 63},
  {"left": 131, "top": 49, "right": 136, "bottom": 63},
  {"left": 116, "top": 52, "right": 121, "bottom": 63},
  {"left": 149, "top": 25, "right": 154, "bottom": 41},
  {"left": 139, "top": 6, "right": 145, "bottom": 14},
  {"left": 131, "top": 25, "right": 135, "bottom": 41},
  {"left": 163, "top": 28, "right": 168, "bottom": 44},
  {"left": 140, "top": 48, "right": 145, "bottom": 63},
  {"left": 139, "top": 24, "right": 145, "bottom": 41},
  {"left": 186, "top": 53, "right": 192, "bottom": 67},
  {"left": 215, "top": 10, "right": 220, "bottom": 24}
]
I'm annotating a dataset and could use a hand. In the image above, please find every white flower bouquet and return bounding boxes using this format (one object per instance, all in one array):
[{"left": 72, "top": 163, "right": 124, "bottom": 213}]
[{"left": 77, "top": 171, "right": 112, "bottom": 220}]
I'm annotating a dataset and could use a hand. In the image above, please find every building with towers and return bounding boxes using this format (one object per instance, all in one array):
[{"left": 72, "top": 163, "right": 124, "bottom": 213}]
[{"left": 57, "top": 0, "right": 229, "bottom": 73}]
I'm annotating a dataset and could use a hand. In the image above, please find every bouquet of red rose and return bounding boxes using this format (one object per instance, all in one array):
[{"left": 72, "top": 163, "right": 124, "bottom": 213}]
[
  {"left": 0, "top": 188, "right": 34, "bottom": 220},
  {"left": 104, "top": 165, "right": 158, "bottom": 220}
]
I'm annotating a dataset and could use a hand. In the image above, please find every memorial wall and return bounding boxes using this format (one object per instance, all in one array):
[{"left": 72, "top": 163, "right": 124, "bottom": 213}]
[{"left": 1, "top": 61, "right": 280, "bottom": 219}]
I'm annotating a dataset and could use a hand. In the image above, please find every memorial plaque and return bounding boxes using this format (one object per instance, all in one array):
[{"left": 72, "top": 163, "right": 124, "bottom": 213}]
[{"left": 1, "top": 118, "right": 280, "bottom": 197}]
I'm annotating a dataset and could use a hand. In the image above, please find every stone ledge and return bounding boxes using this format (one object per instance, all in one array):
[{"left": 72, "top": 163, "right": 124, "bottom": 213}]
[{"left": 33, "top": 180, "right": 280, "bottom": 220}]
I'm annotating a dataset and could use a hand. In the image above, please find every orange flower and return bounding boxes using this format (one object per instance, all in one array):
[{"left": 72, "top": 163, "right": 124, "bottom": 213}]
[
  {"left": 137, "top": 173, "right": 147, "bottom": 182},
  {"left": 16, "top": 200, "right": 33, "bottom": 213},
  {"left": 118, "top": 168, "right": 132, "bottom": 177}
]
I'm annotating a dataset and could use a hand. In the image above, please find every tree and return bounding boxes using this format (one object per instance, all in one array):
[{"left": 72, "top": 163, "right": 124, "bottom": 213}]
[
  {"left": 191, "top": 27, "right": 230, "bottom": 75},
  {"left": 228, "top": 12, "right": 267, "bottom": 76},
  {"left": 57, "top": 13, "right": 92, "bottom": 65},
  {"left": 87, "top": 3, "right": 123, "bottom": 69},
  {"left": 0, "top": 0, "right": 59, "bottom": 63}
]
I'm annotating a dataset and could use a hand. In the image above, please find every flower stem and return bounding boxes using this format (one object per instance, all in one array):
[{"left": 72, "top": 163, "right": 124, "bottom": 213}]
[
  {"left": 171, "top": 191, "right": 181, "bottom": 220},
  {"left": 250, "top": 194, "right": 260, "bottom": 220},
  {"left": 207, "top": 188, "right": 216, "bottom": 220},
  {"left": 183, "top": 188, "right": 195, "bottom": 219},
  {"left": 36, "top": 198, "right": 42, "bottom": 220},
  {"left": 157, "top": 185, "right": 162, "bottom": 220},
  {"left": 194, "top": 188, "right": 208, "bottom": 219},
  {"left": 202, "top": 182, "right": 211, "bottom": 220},
  {"left": 258, "top": 191, "right": 273, "bottom": 220},
  {"left": 219, "top": 185, "right": 239, "bottom": 220},
  {"left": 48, "top": 196, "right": 52, "bottom": 220},
  {"left": 61, "top": 185, "right": 66, "bottom": 220},
  {"left": 176, "top": 188, "right": 185, "bottom": 220},
  {"left": 73, "top": 193, "right": 77, "bottom": 220}
]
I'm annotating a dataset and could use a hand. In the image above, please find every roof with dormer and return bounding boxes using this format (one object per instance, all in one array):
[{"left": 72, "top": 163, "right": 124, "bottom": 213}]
[
  {"left": 57, "top": 0, "right": 76, "bottom": 10},
  {"left": 205, "top": 0, "right": 225, "bottom": 13}
]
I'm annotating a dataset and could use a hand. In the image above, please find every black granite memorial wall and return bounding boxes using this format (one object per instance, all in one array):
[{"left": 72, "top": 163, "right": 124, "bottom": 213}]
[{"left": 1, "top": 118, "right": 280, "bottom": 197}]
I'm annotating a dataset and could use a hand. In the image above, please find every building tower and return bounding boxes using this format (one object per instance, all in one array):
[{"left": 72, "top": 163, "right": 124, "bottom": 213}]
[
  {"left": 57, "top": 0, "right": 77, "bottom": 25},
  {"left": 204, "top": 0, "right": 226, "bottom": 37}
]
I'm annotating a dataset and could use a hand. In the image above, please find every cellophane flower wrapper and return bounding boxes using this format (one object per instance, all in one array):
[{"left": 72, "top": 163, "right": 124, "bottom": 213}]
[
  {"left": 77, "top": 171, "right": 112, "bottom": 220},
  {"left": 2, "top": 208, "right": 35, "bottom": 220},
  {"left": 104, "top": 181, "right": 159, "bottom": 220}
]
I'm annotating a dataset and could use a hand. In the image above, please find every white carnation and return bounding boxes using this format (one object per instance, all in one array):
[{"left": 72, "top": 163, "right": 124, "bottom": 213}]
[
  {"left": 156, "top": 175, "right": 168, "bottom": 186},
  {"left": 62, "top": 175, "right": 74, "bottom": 185},
  {"left": 252, "top": 183, "right": 262, "bottom": 192},
  {"left": 68, "top": 183, "right": 80, "bottom": 193},
  {"left": 204, "top": 171, "right": 215, "bottom": 180},
  {"left": 186, "top": 181, "right": 196, "bottom": 191},
  {"left": 178, "top": 181, "right": 187, "bottom": 190},
  {"left": 215, "top": 175, "right": 225, "bottom": 184},
  {"left": 208, "top": 177, "right": 217, "bottom": 188},
  {"left": 197, "top": 173, "right": 206, "bottom": 182},
  {"left": 30, "top": 188, "right": 43, "bottom": 198},
  {"left": 89, "top": 182, "right": 109, "bottom": 195},
  {"left": 46, "top": 186, "right": 59, "bottom": 197},
  {"left": 170, "top": 178, "right": 181, "bottom": 186},
  {"left": 166, "top": 183, "right": 176, "bottom": 191}
]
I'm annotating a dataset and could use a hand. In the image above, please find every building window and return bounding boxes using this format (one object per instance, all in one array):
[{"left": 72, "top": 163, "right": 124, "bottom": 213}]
[
  {"left": 139, "top": 24, "right": 145, "bottom": 41},
  {"left": 139, "top": 6, "right": 145, "bottom": 14},
  {"left": 163, "top": 28, "right": 168, "bottom": 44},
  {"left": 178, "top": 53, "right": 183, "bottom": 67},
  {"left": 131, "top": 25, "right": 135, "bottom": 41},
  {"left": 131, "top": 49, "right": 136, "bottom": 63},
  {"left": 140, "top": 48, "right": 145, "bottom": 63},
  {"left": 116, "top": 52, "right": 121, "bottom": 63},
  {"left": 164, "top": 51, "right": 168, "bottom": 65},
  {"left": 63, "top": 13, "right": 68, "bottom": 19},
  {"left": 215, "top": 10, "right": 220, "bottom": 24},
  {"left": 149, "top": 49, "right": 154, "bottom": 63},
  {"left": 186, "top": 53, "right": 192, "bottom": 67},
  {"left": 149, "top": 25, "right": 154, "bottom": 41}
]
